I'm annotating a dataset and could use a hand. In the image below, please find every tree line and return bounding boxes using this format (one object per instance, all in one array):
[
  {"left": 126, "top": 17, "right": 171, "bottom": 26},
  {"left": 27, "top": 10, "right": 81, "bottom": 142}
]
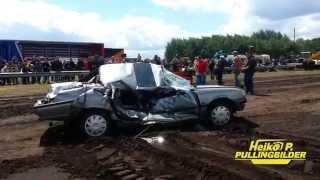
[{"left": 165, "top": 30, "right": 320, "bottom": 60}]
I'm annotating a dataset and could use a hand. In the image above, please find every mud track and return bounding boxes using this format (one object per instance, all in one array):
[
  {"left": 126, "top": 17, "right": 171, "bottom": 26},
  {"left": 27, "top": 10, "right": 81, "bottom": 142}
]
[
  {"left": 0, "top": 95, "right": 42, "bottom": 119},
  {"left": 1, "top": 73, "right": 320, "bottom": 180}
]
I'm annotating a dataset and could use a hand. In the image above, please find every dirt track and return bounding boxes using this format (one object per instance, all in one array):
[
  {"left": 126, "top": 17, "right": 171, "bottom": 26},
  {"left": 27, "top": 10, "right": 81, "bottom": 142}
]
[{"left": 1, "top": 73, "right": 320, "bottom": 180}]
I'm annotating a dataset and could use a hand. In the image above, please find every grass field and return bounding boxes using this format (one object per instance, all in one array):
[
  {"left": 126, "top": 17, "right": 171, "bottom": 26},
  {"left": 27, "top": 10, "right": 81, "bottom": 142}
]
[
  {"left": 1, "top": 69, "right": 320, "bottom": 97},
  {"left": 0, "top": 84, "right": 49, "bottom": 97}
]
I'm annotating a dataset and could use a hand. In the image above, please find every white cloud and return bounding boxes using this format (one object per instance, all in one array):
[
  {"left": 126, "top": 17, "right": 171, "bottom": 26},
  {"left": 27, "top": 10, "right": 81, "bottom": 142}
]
[
  {"left": 151, "top": 0, "right": 242, "bottom": 14},
  {"left": 151, "top": 0, "right": 320, "bottom": 39},
  {"left": 0, "top": 0, "right": 319, "bottom": 59},
  {"left": 0, "top": 0, "right": 191, "bottom": 58},
  {"left": 218, "top": 11, "right": 320, "bottom": 40},
  {"left": 250, "top": 0, "right": 320, "bottom": 20}
]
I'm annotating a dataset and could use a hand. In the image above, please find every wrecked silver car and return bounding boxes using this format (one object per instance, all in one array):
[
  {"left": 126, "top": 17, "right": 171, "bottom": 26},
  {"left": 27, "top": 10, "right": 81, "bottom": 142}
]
[{"left": 34, "top": 63, "right": 246, "bottom": 137}]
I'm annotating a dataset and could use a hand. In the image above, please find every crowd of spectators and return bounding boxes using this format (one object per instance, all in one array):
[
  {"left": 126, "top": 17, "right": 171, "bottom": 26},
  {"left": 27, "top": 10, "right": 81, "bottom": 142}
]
[{"left": 0, "top": 56, "right": 107, "bottom": 73}]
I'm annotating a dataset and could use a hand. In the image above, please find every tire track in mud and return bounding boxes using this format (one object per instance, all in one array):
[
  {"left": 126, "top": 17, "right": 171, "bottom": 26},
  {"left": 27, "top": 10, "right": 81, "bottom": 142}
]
[
  {"left": 254, "top": 76, "right": 320, "bottom": 94},
  {"left": 0, "top": 95, "right": 41, "bottom": 119},
  {"left": 256, "top": 130, "right": 320, "bottom": 160},
  {"left": 1, "top": 125, "right": 320, "bottom": 180},
  {"left": 118, "top": 137, "right": 252, "bottom": 180},
  {"left": 146, "top": 132, "right": 287, "bottom": 180},
  {"left": 28, "top": 137, "right": 250, "bottom": 180},
  {"left": 137, "top": 115, "right": 320, "bottom": 180},
  {"left": 143, "top": 130, "right": 319, "bottom": 180}
]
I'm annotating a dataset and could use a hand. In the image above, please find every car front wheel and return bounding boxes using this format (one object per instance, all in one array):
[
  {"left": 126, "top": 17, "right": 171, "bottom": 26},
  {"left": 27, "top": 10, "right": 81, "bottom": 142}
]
[
  {"left": 81, "top": 111, "right": 109, "bottom": 137},
  {"left": 208, "top": 103, "right": 232, "bottom": 126}
]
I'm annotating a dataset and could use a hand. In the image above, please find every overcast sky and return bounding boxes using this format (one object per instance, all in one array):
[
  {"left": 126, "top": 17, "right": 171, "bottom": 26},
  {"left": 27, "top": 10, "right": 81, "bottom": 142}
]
[{"left": 0, "top": 0, "right": 319, "bottom": 58}]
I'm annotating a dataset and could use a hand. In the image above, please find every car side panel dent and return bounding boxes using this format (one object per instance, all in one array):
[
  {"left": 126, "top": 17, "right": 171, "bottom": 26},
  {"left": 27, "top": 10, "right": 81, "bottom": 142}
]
[{"left": 73, "top": 88, "right": 112, "bottom": 111}]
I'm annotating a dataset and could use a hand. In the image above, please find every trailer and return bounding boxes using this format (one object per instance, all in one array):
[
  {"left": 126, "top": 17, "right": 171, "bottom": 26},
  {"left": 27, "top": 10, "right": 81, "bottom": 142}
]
[{"left": 0, "top": 40, "right": 105, "bottom": 61}]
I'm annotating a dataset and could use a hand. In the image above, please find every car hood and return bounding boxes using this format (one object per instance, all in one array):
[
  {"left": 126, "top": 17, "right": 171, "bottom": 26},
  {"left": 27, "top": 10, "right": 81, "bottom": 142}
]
[{"left": 47, "top": 82, "right": 83, "bottom": 99}]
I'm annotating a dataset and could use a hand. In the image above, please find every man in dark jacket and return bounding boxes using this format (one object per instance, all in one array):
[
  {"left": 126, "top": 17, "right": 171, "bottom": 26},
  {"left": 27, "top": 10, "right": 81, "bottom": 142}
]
[
  {"left": 208, "top": 59, "right": 215, "bottom": 80},
  {"left": 216, "top": 56, "right": 227, "bottom": 85},
  {"left": 84, "top": 55, "right": 105, "bottom": 81},
  {"left": 244, "top": 46, "right": 257, "bottom": 95}
]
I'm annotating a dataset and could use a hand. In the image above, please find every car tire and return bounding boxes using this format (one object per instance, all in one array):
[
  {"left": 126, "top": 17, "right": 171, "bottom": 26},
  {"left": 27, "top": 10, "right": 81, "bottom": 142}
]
[
  {"left": 80, "top": 111, "right": 110, "bottom": 137},
  {"left": 208, "top": 102, "right": 233, "bottom": 126}
]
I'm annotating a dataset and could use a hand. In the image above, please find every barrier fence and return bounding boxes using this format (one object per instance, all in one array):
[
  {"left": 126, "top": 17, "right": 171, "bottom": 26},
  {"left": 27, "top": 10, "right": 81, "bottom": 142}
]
[{"left": 0, "top": 71, "right": 90, "bottom": 85}]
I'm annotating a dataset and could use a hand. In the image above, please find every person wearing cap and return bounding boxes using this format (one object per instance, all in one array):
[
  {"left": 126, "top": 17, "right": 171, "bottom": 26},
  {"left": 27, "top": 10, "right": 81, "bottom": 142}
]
[
  {"left": 232, "top": 51, "right": 243, "bottom": 87},
  {"left": 244, "top": 46, "right": 257, "bottom": 95}
]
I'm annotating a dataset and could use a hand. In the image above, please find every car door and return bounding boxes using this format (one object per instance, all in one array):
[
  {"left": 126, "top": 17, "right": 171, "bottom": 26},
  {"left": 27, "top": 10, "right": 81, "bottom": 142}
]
[
  {"left": 148, "top": 67, "right": 201, "bottom": 123},
  {"left": 149, "top": 88, "right": 199, "bottom": 123}
]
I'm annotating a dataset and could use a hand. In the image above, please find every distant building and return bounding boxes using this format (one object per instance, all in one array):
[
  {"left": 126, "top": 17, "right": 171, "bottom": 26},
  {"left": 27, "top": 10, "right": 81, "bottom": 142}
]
[{"left": 0, "top": 40, "right": 124, "bottom": 61}]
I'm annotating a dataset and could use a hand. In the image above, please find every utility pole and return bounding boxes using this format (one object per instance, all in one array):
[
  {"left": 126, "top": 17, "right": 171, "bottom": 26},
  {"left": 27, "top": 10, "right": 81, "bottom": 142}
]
[
  {"left": 294, "top": 27, "right": 296, "bottom": 42},
  {"left": 292, "top": 27, "right": 297, "bottom": 55}
]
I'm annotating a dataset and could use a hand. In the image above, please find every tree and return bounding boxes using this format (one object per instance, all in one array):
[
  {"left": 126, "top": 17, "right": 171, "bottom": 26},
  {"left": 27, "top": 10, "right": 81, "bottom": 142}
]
[{"left": 165, "top": 30, "right": 320, "bottom": 60}]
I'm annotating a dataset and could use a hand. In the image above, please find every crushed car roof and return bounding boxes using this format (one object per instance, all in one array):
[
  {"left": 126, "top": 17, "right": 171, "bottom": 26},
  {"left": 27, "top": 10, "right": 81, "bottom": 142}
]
[
  {"left": 99, "top": 63, "right": 191, "bottom": 90},
  {"left": 99, "top": 63, "right": 163, "bottom": 89}
]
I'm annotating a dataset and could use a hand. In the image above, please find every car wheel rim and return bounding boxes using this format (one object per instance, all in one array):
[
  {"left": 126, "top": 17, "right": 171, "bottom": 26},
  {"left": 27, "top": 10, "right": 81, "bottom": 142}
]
[
  {"left": 84, "top": 114, "right": 107, "bottom": 137},
  {"left": 210, "top": 106, "right": 231, "bottom": 125}
]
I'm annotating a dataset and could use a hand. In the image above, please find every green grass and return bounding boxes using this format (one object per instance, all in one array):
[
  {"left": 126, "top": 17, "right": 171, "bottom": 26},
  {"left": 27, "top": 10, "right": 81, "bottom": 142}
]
[{"left": 0, "top": 84, "right": 49, "bottom": 97}]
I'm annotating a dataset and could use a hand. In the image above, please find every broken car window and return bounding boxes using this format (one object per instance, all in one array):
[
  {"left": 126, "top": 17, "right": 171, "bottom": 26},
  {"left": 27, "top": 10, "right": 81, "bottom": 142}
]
[{"left": 160, "top": 70, "right": 192, "bottom": 90}]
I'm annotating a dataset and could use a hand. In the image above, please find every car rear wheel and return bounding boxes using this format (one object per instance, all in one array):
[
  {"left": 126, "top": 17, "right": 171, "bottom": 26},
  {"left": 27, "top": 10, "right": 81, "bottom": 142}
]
[
  {"left": 208, "top": 103, "right": 232, "bottom": 126},
  {"left": 81, "top": 111, "right": 109, "bottom": 137}
]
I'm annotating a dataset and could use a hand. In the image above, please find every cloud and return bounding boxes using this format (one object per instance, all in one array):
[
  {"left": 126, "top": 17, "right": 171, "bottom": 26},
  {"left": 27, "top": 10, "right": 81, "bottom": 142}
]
[
  {"left": 0, "top": 24, "right": 85, "bottom": 42},
  {"left": 218, "top": 10, "right": 320, "bottom": 39},
  {"left": 0, "top": 0, "right": 319, "bottom": 59},
  {"left": 151, "top": 0, "right": 320, "bottom": 39},
  {"left": 251, "top": 0, "right": 320, "bottom": 20},
  {"left": 151, "top": 0, "right": 243, "bottom": 14},
  {"left": 0, "top": 0, "right": 191, "bottom": 58}
]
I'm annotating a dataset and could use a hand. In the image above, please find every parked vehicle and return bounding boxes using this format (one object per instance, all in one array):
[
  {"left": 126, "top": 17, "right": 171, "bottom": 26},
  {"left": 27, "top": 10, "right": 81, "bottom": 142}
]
[{"left": 34, "top": 63, "right": 247, "bottom": 137}]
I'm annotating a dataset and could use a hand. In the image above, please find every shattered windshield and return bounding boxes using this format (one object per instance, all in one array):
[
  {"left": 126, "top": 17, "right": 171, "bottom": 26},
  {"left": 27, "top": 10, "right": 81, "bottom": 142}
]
[{"left": 160, "top": 69, "right": 192, "bottom": 90}]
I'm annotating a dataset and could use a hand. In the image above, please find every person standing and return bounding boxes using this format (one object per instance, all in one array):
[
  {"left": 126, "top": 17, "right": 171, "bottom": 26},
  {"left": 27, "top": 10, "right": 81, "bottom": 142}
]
[
  {"left": 208, "top": 59, "right": 215, "bottom": 80},
  {"left": 244, "top": 46, "right": 257, "bottom": 95},
  {"left": 137, "top": 53, "right": 142, "bottom": 62},
  {"left": 170, "top": 55, "right": 180, "bottom": 72},
  {"left": 232, "top": 51, "right": 243, "bottom": 87},
  {"left": 153, "top": 55, "right": 161, "bottom": 65},
  {"left": 194, "top": 56, "right": 208, "bottom": 86},
  {"left": 216, "top": 56, "right": 227, "bottom": 85}
]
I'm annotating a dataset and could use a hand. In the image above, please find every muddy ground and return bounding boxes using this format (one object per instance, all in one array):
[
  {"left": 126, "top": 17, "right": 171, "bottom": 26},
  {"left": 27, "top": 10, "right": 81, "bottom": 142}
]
[{"left": 1, "top": 73, "right": 320, "bottom": 180}]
